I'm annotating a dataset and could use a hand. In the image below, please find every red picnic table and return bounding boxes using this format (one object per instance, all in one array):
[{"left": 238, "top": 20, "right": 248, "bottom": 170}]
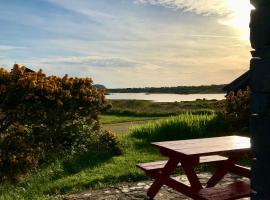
[{"left": 137, "top": 135, "right": 251, "bottom": 200}]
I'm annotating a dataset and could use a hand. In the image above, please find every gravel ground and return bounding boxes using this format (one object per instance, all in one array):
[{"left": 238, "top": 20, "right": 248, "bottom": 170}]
[{"left": 62, "top": 173, "right": 249, "bottom": 200}]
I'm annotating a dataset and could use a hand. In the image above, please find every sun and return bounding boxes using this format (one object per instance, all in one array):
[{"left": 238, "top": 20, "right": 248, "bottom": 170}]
[{"left": 221, "top": 0, "right": 254, "bottom": 40}]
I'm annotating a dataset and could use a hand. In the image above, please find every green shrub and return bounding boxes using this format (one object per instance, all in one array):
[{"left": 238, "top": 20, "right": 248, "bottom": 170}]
[
  {"left": 225, "top": 89, "right": 250, "bottom": 131},
  {"left": 0, "top": 65, "right": 112, "bottom": 180},
  {"left": 97, "top": 130, "right": 122, "bottom": 155},
  {"left": 0, "top": 124, "right": 42, "bottom": 182}
]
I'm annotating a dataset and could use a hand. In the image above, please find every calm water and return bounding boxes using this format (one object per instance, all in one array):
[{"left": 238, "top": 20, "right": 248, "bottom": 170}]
[{"left": 106, "top": 93, "right": 225, "bottom": 102}]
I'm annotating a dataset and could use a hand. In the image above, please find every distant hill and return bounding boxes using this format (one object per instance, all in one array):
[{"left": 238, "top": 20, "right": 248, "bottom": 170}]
[
  {"left": 107, "top": 84, "right": 226, "bottom": 94},
  {"left": 93, "top": 84, "right": 106, "bottom": 89}
]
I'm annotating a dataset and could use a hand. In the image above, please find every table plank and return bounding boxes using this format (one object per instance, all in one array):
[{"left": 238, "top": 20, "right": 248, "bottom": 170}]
[{"left": 152, "top": 136, "right": 250, "bottom": 156}]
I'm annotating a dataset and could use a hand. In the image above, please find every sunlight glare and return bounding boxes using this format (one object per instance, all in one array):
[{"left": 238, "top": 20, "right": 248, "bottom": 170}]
[{"left": 221, "top": 0, "right": 254, "bottom": 40}]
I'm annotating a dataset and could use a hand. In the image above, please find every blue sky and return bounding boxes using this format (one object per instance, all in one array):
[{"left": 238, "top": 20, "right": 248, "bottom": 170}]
[{"left": 0, "top": 0, "right": 252, "bottom": 87}]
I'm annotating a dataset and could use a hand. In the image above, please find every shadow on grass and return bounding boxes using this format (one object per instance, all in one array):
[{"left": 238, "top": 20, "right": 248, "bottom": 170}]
[
  {"left": 131, "top": 139, "right": 160, "bottom": 155},
  {"left": 48, "top": 172, "right": 147, "bottom": 195},
  {"left": 60, "top": 151, "right": 115, "bottom": 177}
]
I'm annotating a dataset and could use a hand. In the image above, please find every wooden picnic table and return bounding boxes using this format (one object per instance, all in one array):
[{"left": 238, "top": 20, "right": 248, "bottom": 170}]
[{"left": 137, "top": 135, "right": 251, "bottom": 200}]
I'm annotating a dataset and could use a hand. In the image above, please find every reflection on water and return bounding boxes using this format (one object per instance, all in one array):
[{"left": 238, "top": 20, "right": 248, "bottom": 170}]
[{"left": 106, "top": 93, "right": 225, "bottom": 102}]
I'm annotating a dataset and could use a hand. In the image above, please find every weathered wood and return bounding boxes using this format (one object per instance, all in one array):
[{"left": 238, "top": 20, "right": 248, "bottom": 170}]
[
  {"left": 181, "top": 161, "right": 203, "bottom": 190},
  {"left": 250, "top": 6, "right": 270, "bottom": 50},
  {"left": 249, "top": 114, "right": 270, "bottom": 198},
  {"left": 229, "top": 165, "right": 251, "bottom": 178},
  {"left": 152, "top": 136, "right": 250, "bottom": 156},
  {"left": 206, "top": 153, "right": 244, "bottom": 188},
  {"left": 250, "top": 58, "right": 270, "bottom": 93},
  {"left": 250, "top": 115, "right": 270, "bottom": 156},
  {"left": 251, "top": 156, "right": 270, "bottom": 199},
  {"left": 150, "top": 174, "right": 200, "bottom": 199},
  {"left": 223, "top": 70, "right": 250, "bottom": 93},
  {"left": 146, "top": 157, "right": 180, "bottom": 198},
  {"left": 250, "top": 0, "right": 270, "bottom": 7},
  {"left": 138, "top": 136, "right": 251, "bottom": 199},
  {"left": 137, "top": 155, "right": 227, "bottom": 173},
  {"left": 198, "top": 181, "right": 251, "bottom": 200},
  {"left": 250, "top": 93, "right": 270, "bottom": 114},
  {"left": 249, "top": 1, "right": 270, "bottom": 199}
]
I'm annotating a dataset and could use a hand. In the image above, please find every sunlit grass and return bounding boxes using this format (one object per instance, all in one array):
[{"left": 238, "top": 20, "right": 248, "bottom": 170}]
[
  {"left": 131, "top": 113, "right": 227, "bottom": 142},
  {"left": 100, "top": 114, "right": 162, "bottom": 124},
  {"left": 106, "top": 99, "right": 223, "bottom": 117}
]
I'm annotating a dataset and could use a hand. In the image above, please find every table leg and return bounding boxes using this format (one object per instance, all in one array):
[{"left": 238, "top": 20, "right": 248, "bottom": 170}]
[
  {"left": 147, "top": 158, "right": 180, "bottom": 198},
  {"left": 206, "top": 153, "right": 244, "bottom": 188},
  {"left": 181, "top": 162, "right": 203, "bottom": 191},
  {"left": 150, "top": 172, "right": 201, "bottom": 199}
]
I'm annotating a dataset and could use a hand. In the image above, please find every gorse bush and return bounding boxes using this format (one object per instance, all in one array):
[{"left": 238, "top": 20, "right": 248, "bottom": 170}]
[
  {"left": 0, "top": 64, "right": 113, "bottom": 180},
  {"left": 0, "top": 64, "right": 108, "bottom": 130},
  {"left": 0, "top": 124, "right": 42, "bottom": 180},
  {"left": 97, "top": 130, "right": 122, "bottom": 155},
  {"left": 225, "top": 88, "right": 250, "bottom": 131}
]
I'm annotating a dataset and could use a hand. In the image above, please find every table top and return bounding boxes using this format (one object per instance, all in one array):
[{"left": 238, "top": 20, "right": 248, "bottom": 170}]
[{"left": 152, "top": 135, "right": 250, "bottom": 156}]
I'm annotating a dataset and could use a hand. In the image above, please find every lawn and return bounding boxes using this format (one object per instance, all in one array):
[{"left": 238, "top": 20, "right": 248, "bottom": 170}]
[{"left": 0, "top": 113, "right": 231, "bottom": 200}]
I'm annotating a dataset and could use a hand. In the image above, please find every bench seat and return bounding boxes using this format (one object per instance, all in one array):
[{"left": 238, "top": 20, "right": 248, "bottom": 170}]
[
  {"left": 136, "top": 155, "right": 228, "bottom": 173},
  {"left": 198, "top": 180, "right": 251, "bottom": 200}
]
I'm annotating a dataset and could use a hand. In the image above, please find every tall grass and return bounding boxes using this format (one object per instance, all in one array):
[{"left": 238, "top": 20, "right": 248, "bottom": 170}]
[{"left": 130, "top": 113, "right": 228, "bottom": 142}]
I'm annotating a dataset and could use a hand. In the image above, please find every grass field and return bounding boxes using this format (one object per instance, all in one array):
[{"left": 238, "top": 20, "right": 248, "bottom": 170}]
[
  {"left": 105, "top": 99, "right": 225, "bottom": 116},
  {"left": 100, "top": 114, "right": 162, "bottom": 124},
  {"left": 0, "top": 113, "right": 232, "bottom": 200}
]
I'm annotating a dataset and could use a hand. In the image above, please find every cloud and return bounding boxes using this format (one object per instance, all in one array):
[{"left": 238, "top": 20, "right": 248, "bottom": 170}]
[
  {"left": 0, "top": 0, "right": 251, "bottom": 87},
  {"left": 134, "top": 0, "right": 253, "bottom": 40},
  {"left": 134, "top": 0, "right": 231, "bottom": 16},
  {"left": 46, "top": 0, "right": 115, "bottom": 22},
  {"left": 0, "top": 45, "right": 25, "bottom": 51},
  {"left": 24, "top": 55, "right": 141, "bottom": 69}
]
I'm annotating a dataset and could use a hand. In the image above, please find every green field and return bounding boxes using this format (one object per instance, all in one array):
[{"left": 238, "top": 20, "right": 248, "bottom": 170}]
[
  {"left": 100, "top": 114, "right": 162, "bottom": 124},
  {"left": 105, "top": 99, "right": 225, "bottom": 116},
  {"left": 0, "top": 113, "right": 235, "bottom": 200}
]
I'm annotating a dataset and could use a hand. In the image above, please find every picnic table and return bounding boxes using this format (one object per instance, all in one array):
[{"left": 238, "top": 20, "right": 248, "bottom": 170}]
[{"left": 137, "top": 135, "right": 251, "bottom": 200}]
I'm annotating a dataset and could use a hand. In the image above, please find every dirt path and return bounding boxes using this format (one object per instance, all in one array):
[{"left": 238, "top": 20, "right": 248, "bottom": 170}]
[{"left": 101, "top": 120, "right": 153, "bottom": 134}]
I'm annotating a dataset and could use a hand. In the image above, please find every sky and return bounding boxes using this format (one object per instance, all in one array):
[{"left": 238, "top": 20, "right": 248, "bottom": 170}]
[{"left": 0, "top": 0, "right": 253, "bottom": 88}]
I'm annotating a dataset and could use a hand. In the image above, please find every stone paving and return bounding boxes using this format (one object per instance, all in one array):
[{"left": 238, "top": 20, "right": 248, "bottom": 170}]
[{"left": 63, "top": 173, "right": 249, "bottom": 200}]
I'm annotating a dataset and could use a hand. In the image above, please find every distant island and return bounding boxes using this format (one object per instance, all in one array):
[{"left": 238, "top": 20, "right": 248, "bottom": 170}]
[
  {"left": 93, "top": 84, "right": 107, "bottom": 89},
  {"left": 106, "top": 84, "right": 227, "bottom": 94}
]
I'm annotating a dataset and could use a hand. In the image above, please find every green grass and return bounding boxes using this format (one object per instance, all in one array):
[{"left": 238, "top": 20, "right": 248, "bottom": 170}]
[
  {"left": 105, "top": 99, "right": 225, "bottom": 117},
  {"left": 0, "top": 137, "right": 163, "bottom": 200},
  {"left": 100, "top": 114, "right": 162, "bottom": 124},
  {"left": 131, "top": 113, "right": 228, "bottom": 142},
  {"left": 0, "top": 113, "right": 229, "bottom": 200}
]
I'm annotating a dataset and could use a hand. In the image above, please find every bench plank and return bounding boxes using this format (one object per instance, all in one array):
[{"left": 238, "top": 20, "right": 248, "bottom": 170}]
[
  {"left": 229, "top": 165, "right": 251, "bottom": 178},
  {"left": 198, "top": 181, "right": 251, "bottom": 200},
  {"left": 137, "top": 155, "right": 227, "bottom": 172}
]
